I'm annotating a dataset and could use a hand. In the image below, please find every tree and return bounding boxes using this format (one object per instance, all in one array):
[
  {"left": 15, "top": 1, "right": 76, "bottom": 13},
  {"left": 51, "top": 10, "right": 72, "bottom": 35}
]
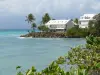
[
  {"left": 25, "top": 13, "right": 35, "bottom": 24},
  {"left": 88, "top": 20, "right": 96, "bottom": 35},
  {"left": 38, "top": 25, "right": 49, "bottom": 32},
  {"left": 73, "top": 18, "right": 79, "bottom": 24},
  {"left": 88, "top": 20, "right": 94, "bottom": 28},
  {"left": 67, "top": 27, "right": 89, "bottom": 37},
  {"left": 93, "top": 13, "right": 100, "bottom": 36},
  {"left": 25, "top": 13, "right": 36, "bottom": 32},
  {"left": 31, "top": 23, "right": 36, "bottom": 32},
  {"left": 42, "top": 13, "right": 51, "bottom": 24}
]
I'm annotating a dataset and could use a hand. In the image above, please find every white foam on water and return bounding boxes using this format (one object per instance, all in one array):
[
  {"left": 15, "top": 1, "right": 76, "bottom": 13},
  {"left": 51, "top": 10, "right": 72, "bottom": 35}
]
[
  {"left": 17, "top": 37, "right": 33, "bottom": 39},
  {"left": 17, "top": 37, "right": 26, "bottom": 39}
]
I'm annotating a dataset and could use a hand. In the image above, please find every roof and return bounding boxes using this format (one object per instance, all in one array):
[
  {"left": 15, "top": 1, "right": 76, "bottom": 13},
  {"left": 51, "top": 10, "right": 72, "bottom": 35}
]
[
  {"left": 45, "top": 20, "right": 70, "bottom": 25},
  {"left": 83, "top": 14, "right": 96, "bottom": 17},
  {"left": 79, "top": 14, "right": 96, "bottom": 20}
]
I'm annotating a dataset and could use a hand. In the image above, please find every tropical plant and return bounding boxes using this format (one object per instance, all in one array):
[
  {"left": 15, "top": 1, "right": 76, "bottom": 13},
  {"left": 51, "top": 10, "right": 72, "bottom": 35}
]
[
  {"left": 86, "top": 35, "right": 100, "bottom": 45},
  {"left": 25, "top": 13, "right": 36, "bottom": 32},
  {"left": 42, "top": 13, "right": 51, "bottom": 24},
  {"left": 65, "top": 35, "right": 100, "bottom": 74},
  {"left": 67, "top": 27, "right": 89, "bottom": 37},
  {"left": 25, "top": 13, "right": 35, "bottom": 24},
  {"left": 31, "top": 23, "right": 37, "bottom": 32},
  {"left": 88, "top": 20, "right": 96, "bottom": 35},
  {"left": 92, "top": 13, "right": 100, "bottom": 36},
  {"left": 38, "top": 25, "right": 49, "bottom": 32},
  {"left": 73, "top": 18, "right": 79, "bottom": 24}
]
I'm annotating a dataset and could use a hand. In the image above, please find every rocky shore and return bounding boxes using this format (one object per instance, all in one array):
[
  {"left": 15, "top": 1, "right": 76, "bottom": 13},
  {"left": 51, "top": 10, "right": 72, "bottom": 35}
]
[{"left": 20, "top": 32, "right": 67, "bottom": 38}]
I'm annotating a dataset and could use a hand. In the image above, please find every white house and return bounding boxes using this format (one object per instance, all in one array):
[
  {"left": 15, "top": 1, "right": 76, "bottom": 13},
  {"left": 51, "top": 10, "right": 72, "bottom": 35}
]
[
  {"left": 45, "top": 19, "right": 75, "bottom": 32},
  {"left": 79, "top": 14, "right": 96, "bottom": 28}
]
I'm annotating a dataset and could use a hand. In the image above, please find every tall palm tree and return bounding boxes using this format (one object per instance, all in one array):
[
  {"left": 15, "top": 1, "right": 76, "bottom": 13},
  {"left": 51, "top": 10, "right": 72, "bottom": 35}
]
[
  {"left": 25, "top": 13, "right": 36, "bottom": 32},
  {"left": 25, "top": 13, "right": 35, "bottom": 24},
  {"left": 31, "top": 23, "right": 36, "bottom": 32},
  {"left": 74, "top": 18, "right": 78, "bottom": 25}
]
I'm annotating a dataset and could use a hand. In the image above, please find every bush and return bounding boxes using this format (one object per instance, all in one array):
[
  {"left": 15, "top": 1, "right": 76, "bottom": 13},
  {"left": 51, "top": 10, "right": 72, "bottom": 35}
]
[
  {"left": 38, "top": 25, "right": 49, "bottom": 32},
  {"left": 67, "top": 27, "right": 89, "bottom": 37}
]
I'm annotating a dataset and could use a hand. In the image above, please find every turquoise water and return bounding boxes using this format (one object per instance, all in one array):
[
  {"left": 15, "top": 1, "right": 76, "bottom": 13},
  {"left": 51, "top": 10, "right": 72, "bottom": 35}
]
[{"left": 0, "top": 30, "right": 86, "bottom": 75}]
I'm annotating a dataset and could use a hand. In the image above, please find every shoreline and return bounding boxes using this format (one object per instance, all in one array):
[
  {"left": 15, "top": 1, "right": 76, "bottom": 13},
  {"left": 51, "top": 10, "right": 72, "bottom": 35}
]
[{"left": 20, "top": 32, "right": 84, "bottom": 38}]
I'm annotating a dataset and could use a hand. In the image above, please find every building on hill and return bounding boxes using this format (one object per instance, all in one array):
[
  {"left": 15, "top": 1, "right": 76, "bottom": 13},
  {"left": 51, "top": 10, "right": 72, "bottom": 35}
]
[
  {"left": 79, "top": 14, "right": 96, "bottom": 28},
  {"left": 45, "top": 19, "right": 75, "bottom": 32}
]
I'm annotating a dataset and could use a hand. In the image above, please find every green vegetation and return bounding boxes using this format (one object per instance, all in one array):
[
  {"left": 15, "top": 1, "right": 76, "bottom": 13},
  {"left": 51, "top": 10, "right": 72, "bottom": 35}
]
[
  {"left": 73, "top": 18, "right": 78, "bottom": 24},
  {"left": 25, "top": 13, "right": 36, "bottom": 32},
  {"left": 37, "top": 13, "right": 51, "bottom": 32},
  {"left": 67, "top": 27, "right": 89, "bottom": 38},
  {"left": 93, "top": 13, "right": 100, "bottom": 36},
  {"left": 88, "top": 13, "right": 100, "bottom": 36},
  {"left": 16, "top": 35, "right": 100, "bottom": 75},
  {"left": 67, "top": 13, "right": 100, "bottom": 37},
  {"left": 42, "top": 13, "right": 51, "bottom": 24},
  {"left": 25, "top": 13, "right": 35, "bottom": 24},
  {"left": 32, "top": 23, "right": 37, "bottom": 32},
  {"left": 25, "top": 13, "right": 51, "bottom": 33},
  {"left": 38, "top": 25, "right": 49, "bottom": 32},
  {"left": 87, "top": 14, "right": 100, "bottom": 36}
]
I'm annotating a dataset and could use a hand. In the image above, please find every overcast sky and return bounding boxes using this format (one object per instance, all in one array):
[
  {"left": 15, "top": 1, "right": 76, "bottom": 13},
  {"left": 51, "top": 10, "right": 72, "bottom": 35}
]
[{"left": 0, "top": 0, "right": 100, "bottom": 29}]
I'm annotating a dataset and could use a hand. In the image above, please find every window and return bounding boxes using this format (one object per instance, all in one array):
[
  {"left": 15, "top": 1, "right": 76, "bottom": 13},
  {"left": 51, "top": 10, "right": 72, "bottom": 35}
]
[
  {"left": 79, "top": 22, "right": 81, "bottom": 24},
  {"left": 50, "top": 25, "right": 57, "bottom": 28}
]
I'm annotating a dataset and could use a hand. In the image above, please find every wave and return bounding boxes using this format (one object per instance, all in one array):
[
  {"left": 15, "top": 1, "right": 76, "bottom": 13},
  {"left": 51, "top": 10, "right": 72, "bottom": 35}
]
[
  {"left": 17, "top": 37, "right": 33, "bottom": 39},
  {"left": 17, "top": 37, "right": 26, "bottom": 39}
]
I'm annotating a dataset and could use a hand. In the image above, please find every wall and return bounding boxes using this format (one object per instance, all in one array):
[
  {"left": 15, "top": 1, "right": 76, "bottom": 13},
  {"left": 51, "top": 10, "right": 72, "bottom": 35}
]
[
  {"left": 79, "top": 20, "right": 89, "bottom": 28},
  {"left": 66, "top": 21, "right": 75, "bottom": 30}
]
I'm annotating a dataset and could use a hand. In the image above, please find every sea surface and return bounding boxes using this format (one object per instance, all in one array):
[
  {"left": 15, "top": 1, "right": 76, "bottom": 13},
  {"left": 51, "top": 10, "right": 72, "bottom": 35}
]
[{"left": 0, "top": 29, "right": 86, "bottom": 75}]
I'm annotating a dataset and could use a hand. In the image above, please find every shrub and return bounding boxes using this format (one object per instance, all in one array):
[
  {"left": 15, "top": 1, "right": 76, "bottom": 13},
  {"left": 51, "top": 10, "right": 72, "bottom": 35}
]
[
  {"left": 67, "top": 27, "right": 89, "bottom": 37},
  {"left": 38, "top": 25, "right": 49, "bottom": 32}
]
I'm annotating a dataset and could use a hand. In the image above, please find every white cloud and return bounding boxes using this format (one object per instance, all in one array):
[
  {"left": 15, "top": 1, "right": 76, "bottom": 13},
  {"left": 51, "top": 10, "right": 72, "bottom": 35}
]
[
  {"left": 0, "top": 0, "right": 100, "bottom": 29},
  {"left": 0, "top": 0, "right": 100, "bottom": 17}
]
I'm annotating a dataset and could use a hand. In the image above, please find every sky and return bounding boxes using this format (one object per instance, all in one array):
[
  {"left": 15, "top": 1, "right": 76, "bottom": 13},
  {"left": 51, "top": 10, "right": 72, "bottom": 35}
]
[{"left": 0, "top": 0, "right": 100, "bottom": 29}]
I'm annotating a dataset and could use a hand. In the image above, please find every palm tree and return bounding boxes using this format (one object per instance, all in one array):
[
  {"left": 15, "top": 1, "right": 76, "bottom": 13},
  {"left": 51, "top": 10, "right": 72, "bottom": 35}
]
[
  {"left": 25, "top": 13, "right": 35, "bottom": 24},
  {"left": 31, "top": 23, "right": 36, "bottom": 32},
  {"left": 25, "top": 14, "right": 36, "bottom": 32},
  {"left": 25, "top": 13, "right": 36, "bottom": 33},
  {"left": 42, "top": 13, "right": 51, "bottom": 24},
  {"left": 74, "top": 18, "right": 79, "bottom": 25}
]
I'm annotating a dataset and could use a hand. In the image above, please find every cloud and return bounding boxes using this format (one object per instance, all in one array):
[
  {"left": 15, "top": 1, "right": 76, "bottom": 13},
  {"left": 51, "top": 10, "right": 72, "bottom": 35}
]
[
  {"left": 0, "top": 0, "right": 100, "bottom": 17},
  {"left": 0, "top": 0, "right": 100, "bottom": 29}
]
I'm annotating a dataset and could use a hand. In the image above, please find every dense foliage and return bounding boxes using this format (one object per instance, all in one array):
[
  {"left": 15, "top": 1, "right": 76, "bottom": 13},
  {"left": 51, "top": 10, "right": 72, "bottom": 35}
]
[
  {"left": 32, "top": 23, "right": 37, "bottom": 32},
  {"left": 67, "top": 27, "right": 89, "bottom": 37},
  {"left": 25, "top": 13, "right": 35, "bottom": 24},
  {"left": 73, "top": 18, "right": 78, "bottom": 24},
  {"left": 88, "top": 13, "right": 100, "bottom": 36},
  {"left": 42, "top": 13, "right": 51, "bottom": 24},
  {"left": 25, "top": 13, "right": 36, "bottom": 32},
  {"left": 38, "top": 25, "right": 49, "bottom": 32},
  {"left": 16, "top": 35, "right": 100, "bottom": 75},
  {"left": 67, "top": 13, "right": 100, "bottom": 37}
]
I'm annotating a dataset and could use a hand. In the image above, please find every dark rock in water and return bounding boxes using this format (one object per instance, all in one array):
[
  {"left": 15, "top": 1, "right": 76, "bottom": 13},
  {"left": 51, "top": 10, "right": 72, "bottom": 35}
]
[{"left": 20, "top": 32, "right": 67, "bottom": 38}]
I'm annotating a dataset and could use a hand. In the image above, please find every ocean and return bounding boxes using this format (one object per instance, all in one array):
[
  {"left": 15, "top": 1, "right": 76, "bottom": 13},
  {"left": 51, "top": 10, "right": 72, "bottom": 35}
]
[{"left": 0, "top": 29, "right": 86, "bottom": 75}]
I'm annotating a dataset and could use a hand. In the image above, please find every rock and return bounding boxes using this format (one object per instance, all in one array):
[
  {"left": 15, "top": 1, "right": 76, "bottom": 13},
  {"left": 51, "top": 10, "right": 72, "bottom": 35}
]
[{"left": 20, "top": 32, "right": 67, "bottom": 38}]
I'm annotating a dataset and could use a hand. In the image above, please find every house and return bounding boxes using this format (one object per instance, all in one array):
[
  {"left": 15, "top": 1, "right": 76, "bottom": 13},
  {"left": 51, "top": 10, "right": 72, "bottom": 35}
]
[
  {"left": 45, "top": 19, "right": 75, "bottom": 32},
  {"left": 79, "top": 14, "right": 96, "bottom": 28}
]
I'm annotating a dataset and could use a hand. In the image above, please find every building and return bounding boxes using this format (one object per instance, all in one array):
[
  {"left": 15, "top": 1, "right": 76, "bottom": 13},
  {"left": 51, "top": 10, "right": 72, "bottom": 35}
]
[
  {"left": 79, "top": 14, "right": 96, "bottom": 28},
  {"left": 45, "top": 19, "right": 75, "bottom": 32}
]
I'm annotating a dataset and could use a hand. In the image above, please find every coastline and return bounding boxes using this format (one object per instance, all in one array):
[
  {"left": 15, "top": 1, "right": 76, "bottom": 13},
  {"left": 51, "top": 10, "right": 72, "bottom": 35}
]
[
  {"left": 20, "top": 32, "right": 85, "bottom": 38},
  {"left": 20, "top": 32, "right": 67, "bottom": 38}
]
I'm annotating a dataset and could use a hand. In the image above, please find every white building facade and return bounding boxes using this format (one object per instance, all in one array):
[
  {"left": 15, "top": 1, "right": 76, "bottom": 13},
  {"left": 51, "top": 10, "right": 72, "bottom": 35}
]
[
  {"left": 45, "top": 20, "right": 75, "bottom": 32},
  {"left": 79, "top": 14, "right": 96, "bottom": 28}
]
